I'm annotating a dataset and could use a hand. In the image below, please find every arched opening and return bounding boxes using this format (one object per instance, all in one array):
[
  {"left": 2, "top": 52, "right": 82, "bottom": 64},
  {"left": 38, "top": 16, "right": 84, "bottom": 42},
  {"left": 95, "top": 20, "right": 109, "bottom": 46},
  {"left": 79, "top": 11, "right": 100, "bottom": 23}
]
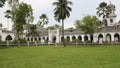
[
  {"left": 78, "top": 35, "right": 82, "bottom": 42},
  {"left": 6, "top": 35, "right": 12, "bottom": 41},
  {"left": 47, "top": 37, "right": 49, "bottom": 42},
  {"left": 34, "top": 37, "right": 37, "bottom": 41},
  {"left": 106, "top": 34, "right": 111, "bottom": 43},
  {"left": 61, "top": 36, "right": 63, "bottom": 42},
  {"left": 31, "top": 37, "right": 33, "bottom": 41},
  {"left": 84, "top": 35, "right": 88, "bottom": 41},
  {"left": 0, "top": 36, "right": 1, "bottom": 41},
  {"left": 98, "top": 34, "right": 103, "bottom": 43},
  {"left": 39, "top": 37, "right": 41, "bottom": 41},
  {"left": 66, "top": 36, "right": 70, "bottom": 42},
  {"left": 114, "top": 33, "right": 120, "bottom": 42},
  {"left": 43, "top": 37, "right": 45, "bottom": 40},
  {"left": 27, "top": 37, "right": 30, "bottom": 41},
  {"left": 52, "top": 36, "right": 56, "bottom": 43},
  {"left": 72, "top": 36, "right": 76, "bottom": 42}
]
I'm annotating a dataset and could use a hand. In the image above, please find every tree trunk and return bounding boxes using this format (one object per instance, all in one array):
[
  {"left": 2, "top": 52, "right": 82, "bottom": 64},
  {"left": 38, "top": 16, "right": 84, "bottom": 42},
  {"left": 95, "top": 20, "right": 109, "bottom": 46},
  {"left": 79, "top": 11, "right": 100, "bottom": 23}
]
[{"left": 62, "top": 20, "right": 66, "bottom": 47}]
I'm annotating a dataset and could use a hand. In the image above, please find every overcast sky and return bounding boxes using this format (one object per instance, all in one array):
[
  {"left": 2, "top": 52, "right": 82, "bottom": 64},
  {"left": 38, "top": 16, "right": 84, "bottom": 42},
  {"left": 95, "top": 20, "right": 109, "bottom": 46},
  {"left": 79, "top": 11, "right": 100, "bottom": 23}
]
[{"left": 0, "top": 0, "right": 120, "bottom": 30}]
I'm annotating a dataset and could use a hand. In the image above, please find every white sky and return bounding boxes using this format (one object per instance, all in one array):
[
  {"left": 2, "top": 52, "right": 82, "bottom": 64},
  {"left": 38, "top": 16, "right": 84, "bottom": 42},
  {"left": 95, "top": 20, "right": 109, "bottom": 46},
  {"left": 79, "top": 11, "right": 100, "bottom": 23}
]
[{"left": 0, "top": 0, "right": 120, "bottom": 30}]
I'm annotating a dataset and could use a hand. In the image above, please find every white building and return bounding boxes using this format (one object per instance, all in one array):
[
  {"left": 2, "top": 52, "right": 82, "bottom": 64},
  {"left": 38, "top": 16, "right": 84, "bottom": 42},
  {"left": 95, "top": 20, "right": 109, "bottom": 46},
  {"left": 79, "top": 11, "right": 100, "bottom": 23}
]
[{"left": 1, "top": 2, "right": 120, "bottom": 44}]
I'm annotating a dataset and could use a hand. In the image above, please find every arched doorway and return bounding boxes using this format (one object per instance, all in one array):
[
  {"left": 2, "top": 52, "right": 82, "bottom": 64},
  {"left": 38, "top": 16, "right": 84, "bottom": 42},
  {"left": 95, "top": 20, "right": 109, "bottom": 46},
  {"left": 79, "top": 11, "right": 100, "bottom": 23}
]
[
  {"left": 78, "top": 35, "right": 82, "bottom": 42},
  {"left": 27, "top": 37, "right": 30, "bottom": 41},
  {"left": 47, "top": 37, "right": 49, "bottom": 43},
  {"left": 72, "top": 36, "right": 76, "bottom": 42},
  {"left": 0, "top": 36, "right": 1, "bottom": 41},
  {"left": 6, "top": 35, "right": 12, "bottom": 41},
  {"left": 98, "top": 34, "right": 103, "bottom": 43},
  {"left": 39, "top": 37, "right": 41, "bottom": 41},
  {"left": 84, "top": 35, "right": 88, "bottom": 41},
  {"left": 43, "top": 37, "right": 45, "bottom": 40},
  {"left": 114, "top": 33, "right": 120, "bottom": 42},
  {"left": 66, "top": 36, "right": 70, "bottom": 42},
  {"left": 34, "top": 37, "right": 37, "bottom": 41},
  {"left": 31, "top": 37, "right": 33, "bottom": 41},
  {"left": 52, "top": 36, "right": 56, "bottom": 43},
  {"left": 61, "top": 36, "right": 63, "bottom": 42},
  {"left": 106, "top": 34, "right": 111, "bottom": 43}
]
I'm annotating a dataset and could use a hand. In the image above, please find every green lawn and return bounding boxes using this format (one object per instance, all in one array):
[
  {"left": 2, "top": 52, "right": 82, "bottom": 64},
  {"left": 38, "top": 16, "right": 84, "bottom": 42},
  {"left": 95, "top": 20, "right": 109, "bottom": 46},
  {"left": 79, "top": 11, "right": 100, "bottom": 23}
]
[{"left": 0, "top": 45, "right": 120, "bottom": 68}]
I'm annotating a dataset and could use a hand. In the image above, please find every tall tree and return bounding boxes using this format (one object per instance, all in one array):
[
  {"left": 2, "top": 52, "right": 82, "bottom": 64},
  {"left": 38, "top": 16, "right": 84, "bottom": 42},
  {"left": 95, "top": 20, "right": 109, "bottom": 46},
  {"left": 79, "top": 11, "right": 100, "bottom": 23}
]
[
  {"left": 0, "top": 0, "right": 6, "bottom": 7},
  {"left": 4, "top": 10, "right": 11, "bottom": 30},
  {"left": 37, "top": 14, "right": 49, "bottom": 28},
  {"left": 96, "top": 2, "right": 112, "bottom": 26},
  {"left": 53, "top": 0, "right": 73, "bottom": 47},
  {"left": 11, "top": 2, "right": 34, "bottom": 45},
  {"left": 75, "top": 15, "right": 101, "bottom": 44}
]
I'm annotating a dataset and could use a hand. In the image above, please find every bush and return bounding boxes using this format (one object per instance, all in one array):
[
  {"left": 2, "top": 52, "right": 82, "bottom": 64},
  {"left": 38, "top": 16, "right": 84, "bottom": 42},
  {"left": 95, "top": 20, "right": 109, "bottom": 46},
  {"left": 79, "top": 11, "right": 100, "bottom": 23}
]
[{"left": 12, "top": 39, "right": 27, "bottom": 45}]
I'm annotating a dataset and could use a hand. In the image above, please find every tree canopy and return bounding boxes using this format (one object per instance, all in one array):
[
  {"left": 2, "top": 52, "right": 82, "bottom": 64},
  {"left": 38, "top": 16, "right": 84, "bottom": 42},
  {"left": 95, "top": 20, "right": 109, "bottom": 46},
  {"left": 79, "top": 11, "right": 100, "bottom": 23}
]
[
  {"left": 75, "top": 15, "right": 101, "bottom": 43},
  {"left": 0, "top": 0, "right": 6, "bottom": 7},
  {"left": 11, "top": 2, "right": 34, "bottom": 40}
]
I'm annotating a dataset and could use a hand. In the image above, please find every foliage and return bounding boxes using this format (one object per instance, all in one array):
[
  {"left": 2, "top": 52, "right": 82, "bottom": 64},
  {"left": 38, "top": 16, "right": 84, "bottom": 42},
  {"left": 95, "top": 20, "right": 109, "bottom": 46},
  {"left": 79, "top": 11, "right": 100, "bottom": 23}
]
[
  {"left": 47, "top": 24, "right": 61, "bottom": 30},
  {"left": 7, "top": 0, "right": 19, "bottom": 8},
  {"left": 27, "top": 24, "right": 39, "bottom": 37},
  {"left": 96, "top": 2, "right": 116, "bottom": 26},
  {"left": 53, "top": 0, "right": 73, "bottom": 47},
  {"left": 75, "top": 15, "right": 101, "bottom": 34},
  {"left": 0, "top": 46, "right": 120, "bottom": 68},
  {"left": 10, "top": 2, "right": 33, "bottom": 41},
  {"left": 75, "top": 15, "right": 101, "bottom": 43},
  {"left": 0, "top": 0, "right": 6, "bottom": 7},
  {"left": 37, "top": 14, "right": 49, "bottom": 28},
  {"left": 12, "top": 39, "right": 27, "bottom": 45}
]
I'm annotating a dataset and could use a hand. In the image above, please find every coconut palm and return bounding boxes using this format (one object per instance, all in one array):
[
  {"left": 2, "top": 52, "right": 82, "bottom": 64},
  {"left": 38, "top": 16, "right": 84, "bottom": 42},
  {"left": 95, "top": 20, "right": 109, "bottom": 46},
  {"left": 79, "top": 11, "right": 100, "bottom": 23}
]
[
  {"left": 0, "top": 0, "right": 6, "bottom": 7},
  {"left": 27, "top": 24, "right": 39, "bottom": 46},
  {"left": 4, "top": 10, "right": 11, "bottom": 31},
  {"left": 53, "top": 0, "right": 73, "bottom": 47},
  {"left": 8, "top": 0, "right": 19, "bottom": 8},
  {"left": 96, "top": 2, "right": 109, "bottom": 26},
  {"left": 4, "top": 10, "right": 11, "bottom": 47},
  {"left": 37, "top": 14, "right": 49, "bottom": 28}
]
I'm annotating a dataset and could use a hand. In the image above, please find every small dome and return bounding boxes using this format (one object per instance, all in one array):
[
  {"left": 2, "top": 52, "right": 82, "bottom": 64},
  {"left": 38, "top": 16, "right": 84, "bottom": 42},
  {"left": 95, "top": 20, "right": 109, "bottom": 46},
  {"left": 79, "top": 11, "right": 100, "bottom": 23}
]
[{"left": 0, "top": 23, "right": 3, "bottom": 27}]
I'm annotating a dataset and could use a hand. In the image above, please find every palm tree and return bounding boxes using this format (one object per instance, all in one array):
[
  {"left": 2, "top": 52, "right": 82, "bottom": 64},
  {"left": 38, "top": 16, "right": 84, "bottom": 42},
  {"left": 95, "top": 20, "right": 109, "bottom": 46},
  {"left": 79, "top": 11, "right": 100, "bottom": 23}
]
[
  {"left": 4, "top": 10, "right": 11, "bottom": 47},
  {"left": 27, "top": 24, "right": 39, "bottom": 46},
  {"left": 37, "top": 14, "right": 49, "bottom": 28},
  {"left": 0, "top": 0, "right": 6, "bottom": 7},
  {"left": 4, "top": 10, "right": 11, "bottom": 31},
  {"left": 53, "top": 0, "right": 73, "bottom": 47},
  {"left": 8, "top": 0, "right": 19, "bottom": 8},
  {"left": 96, "top": 2, "right": 109, "bottom": 26}
]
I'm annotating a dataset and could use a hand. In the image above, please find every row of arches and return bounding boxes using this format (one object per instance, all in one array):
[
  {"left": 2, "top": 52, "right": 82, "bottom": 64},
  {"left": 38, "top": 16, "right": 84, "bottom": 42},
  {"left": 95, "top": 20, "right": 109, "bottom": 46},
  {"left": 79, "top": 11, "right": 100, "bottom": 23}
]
[
  {"left": 27, "top": 37, "right": 48, "bottom": 42},
  {"left": 98, "top": 33, "right": 120, "bottom": 42},
  {"left": 26, "top": 33, "right": 120, "bottom": 43}
]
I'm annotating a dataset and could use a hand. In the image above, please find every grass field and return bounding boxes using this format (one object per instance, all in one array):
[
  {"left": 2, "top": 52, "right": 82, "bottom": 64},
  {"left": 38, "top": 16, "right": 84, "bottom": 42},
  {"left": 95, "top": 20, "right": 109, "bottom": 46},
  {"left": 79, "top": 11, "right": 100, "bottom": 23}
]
[{"left": 0, "top": 45, "right": 120, "bottom": 68}]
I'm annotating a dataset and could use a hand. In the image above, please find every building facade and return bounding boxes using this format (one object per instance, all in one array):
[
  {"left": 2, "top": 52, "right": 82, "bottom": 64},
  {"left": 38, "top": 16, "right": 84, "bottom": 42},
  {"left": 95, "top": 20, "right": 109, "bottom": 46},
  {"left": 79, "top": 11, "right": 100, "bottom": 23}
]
[{"left": 0, "top": 3, "right": 120, "bottom": 44}]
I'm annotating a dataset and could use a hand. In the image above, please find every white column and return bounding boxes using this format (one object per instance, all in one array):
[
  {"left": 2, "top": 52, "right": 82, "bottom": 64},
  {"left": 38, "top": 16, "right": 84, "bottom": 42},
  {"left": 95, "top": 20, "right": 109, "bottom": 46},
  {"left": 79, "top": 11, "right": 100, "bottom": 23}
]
[
  {"left": 70, "top": 36, "right": 72, "bottom": 42},
  {"left": 88, "top": 35, "right": 90, "bottom": 41},
  {"left": 81, "top": 35, "right": 85, "bottom": 42},
  {"left": 93, "top": 34, "right": 98, "bottom": 43},
  {"left": 103, "top": 33, "right": 106, "bottom": 42},
  {"left": 111, "top": 33, "right": 114, "bottom": 42},
  {"left": 56, "top": 29, "right": 60, "bottom": 43}
]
